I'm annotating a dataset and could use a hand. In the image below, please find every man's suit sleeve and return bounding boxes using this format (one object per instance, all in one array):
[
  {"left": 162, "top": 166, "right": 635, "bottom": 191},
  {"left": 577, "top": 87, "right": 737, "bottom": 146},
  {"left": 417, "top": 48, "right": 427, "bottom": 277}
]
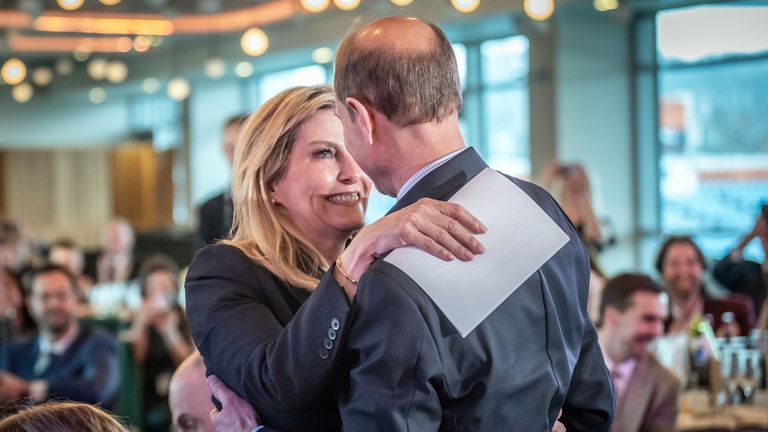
[
  {"left": 46, "top": 331, "right": 119, "bottom": 405},
  {"left": 560, "top": 321, "right": 614, "bottom": 432},
  {"left": 185, "top": 245, "right": 350, "bottom": 412},
  {"left": 643, "top": 367, "right": 680, "bottom": 432},
  {"left": 340, "top": 268, "right": 442, "bottom": 431}
]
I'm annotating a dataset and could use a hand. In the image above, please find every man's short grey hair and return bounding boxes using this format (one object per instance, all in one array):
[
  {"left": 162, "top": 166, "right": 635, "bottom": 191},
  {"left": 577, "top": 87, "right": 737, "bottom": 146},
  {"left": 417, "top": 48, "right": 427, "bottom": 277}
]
[{"left": 333, "top": 19, "right": 463, "bottom": 127}]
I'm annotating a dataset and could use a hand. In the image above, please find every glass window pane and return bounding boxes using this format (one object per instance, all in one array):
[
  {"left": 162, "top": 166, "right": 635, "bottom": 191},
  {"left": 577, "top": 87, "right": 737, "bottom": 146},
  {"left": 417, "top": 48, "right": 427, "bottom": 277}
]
[
  {"left": 259, "top": 65, "right": 327, "bottom": 104},
  {"left": 657, "top": 5, "right": 768, "bottom": 65},
  {"left": 481, "top": 35, "right": 529, "bottom": 85},
  {"left": 364, "top": 189, "right": 396, "bottom": 224},
  {"left": 658, "top": 59, "right": 768, "bottom": 261},
  {"left": 483, "top": 87, "right": 530, "bottom": 178},
  {"left": 452, "top": 43, "right": 467, "bottom": 90}
]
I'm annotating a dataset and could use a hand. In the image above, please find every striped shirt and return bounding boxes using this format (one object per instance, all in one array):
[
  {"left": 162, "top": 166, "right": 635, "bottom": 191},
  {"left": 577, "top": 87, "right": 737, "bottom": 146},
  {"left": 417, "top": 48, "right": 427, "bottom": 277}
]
[{"left": 396, "top": 147, "right": 468, "bottom": 202}]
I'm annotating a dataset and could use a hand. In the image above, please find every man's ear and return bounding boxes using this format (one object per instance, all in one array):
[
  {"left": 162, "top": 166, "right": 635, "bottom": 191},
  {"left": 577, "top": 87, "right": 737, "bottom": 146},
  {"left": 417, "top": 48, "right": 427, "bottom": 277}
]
[{"left": 346, "top": 97, "right": 375, "bottom": 146}]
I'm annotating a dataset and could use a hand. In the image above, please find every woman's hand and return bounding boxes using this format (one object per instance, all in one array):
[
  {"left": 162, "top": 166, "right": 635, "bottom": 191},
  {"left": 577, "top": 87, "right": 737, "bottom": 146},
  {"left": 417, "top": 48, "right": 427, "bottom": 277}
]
[{"left": 337, "top": 198, "right": 486, "bottom": 300}]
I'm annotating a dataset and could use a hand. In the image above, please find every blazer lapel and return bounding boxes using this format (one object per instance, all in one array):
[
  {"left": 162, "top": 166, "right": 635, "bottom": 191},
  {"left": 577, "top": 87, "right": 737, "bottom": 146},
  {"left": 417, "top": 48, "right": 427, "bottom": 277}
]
[
  {"left": 387, "top": 147, "right": 488, "bottom": 215},
  {"left": 619, "top": 354, "right": 655, "bottom": 432}
]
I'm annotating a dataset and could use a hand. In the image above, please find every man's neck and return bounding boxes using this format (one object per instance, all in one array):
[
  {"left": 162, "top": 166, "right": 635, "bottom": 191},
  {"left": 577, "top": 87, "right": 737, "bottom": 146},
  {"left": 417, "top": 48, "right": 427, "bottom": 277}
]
[
  {"left": 597, "top": 328, "right": 630, "bottom": 364},
  {"left": 42, "top": 321, "right": 78, "bottom": 345}
]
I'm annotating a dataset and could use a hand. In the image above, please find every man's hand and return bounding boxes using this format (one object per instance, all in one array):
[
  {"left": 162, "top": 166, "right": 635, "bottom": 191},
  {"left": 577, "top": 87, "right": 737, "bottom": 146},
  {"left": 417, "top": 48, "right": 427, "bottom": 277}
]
[
  {"left": 207, "top": 375, "right": 260, "bottom": 432},
  {"left": 0, "top": 371, "right": 29, "bottom": 403},
  {"left": 552, "top": 409, "right": 566, "bottom": 432}
]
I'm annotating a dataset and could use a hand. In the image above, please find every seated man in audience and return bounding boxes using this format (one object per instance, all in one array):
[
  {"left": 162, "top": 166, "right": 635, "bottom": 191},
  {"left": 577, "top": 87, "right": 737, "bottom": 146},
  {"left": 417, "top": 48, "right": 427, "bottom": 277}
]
[
  {"left": 169, "top": 352, "right": 214, "bottom": 432},
  {"left": 713, "top": 211, "right": 767, "bottom": 322},
  {"left": 0, "top": 265, "right": 118, "bottom": 407},
  {"left": 49, "top": 239, "right": 95, "bottom": 316},
  {"left": 87, "top": 218, "right": 142, "bottom": 316},
  {"left": 598, "top": 273, "right": 680, "bottom": 432},
  {"left": 656, "top": 236, "right": 754, "bottom": 336}
]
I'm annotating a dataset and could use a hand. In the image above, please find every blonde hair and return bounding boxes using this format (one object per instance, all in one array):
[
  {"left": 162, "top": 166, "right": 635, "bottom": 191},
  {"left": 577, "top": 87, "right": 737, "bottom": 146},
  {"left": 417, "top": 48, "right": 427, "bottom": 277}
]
[
  {"left": 0, "top": 402, "right": 129, "bottom": 432},
  {"left": 224, "top": 85, "right": 337, "bottom": 289}
]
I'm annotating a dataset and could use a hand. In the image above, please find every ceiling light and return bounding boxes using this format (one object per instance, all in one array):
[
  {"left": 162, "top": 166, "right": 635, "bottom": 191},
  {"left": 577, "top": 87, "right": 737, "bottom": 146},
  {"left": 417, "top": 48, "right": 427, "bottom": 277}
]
[
  {"left": 593, "top": 0, "right": 618, "bottom": 12},
  {"left": 142, "top": 77, "right": 160, "bottom": 94},
  {"left": 204, "top": 58, "right": 227, "bottom": 79},
  {"left": 235, "top": 61, "right": 253, "bottom": 78},
  {"left": 105, "top": 60, "right": 128, "bottom": 83},
  {"left": 55, "top": 58, "right": 74, "bottom": 75},
  {"left": 524, "top": 0, "right": 555, "bottom": 21},
  {"left": 89, "top": 87, "right": 106, "bottom": 104},
  {"left": 450, "top": 0, "right": 480, "bottom": 13},
  {"left": 12, "top": 83, "right": 33, "bottom": 103},
  {"left": 300, "top": 0, "right": 331, "bottom": 13},
  {"left": 32, "top": 66, "right": 53, "bottom": 86},
  {"left": 240, "top": 27, "right": 269, "bottom": 57},
  {"left": 56, "top": 0, "right": 84, "bottom": 11},
  {"left": 390, "top": 0, "right": 414, "bottom": 5},
  {"left": 99, "top": 0, "right": 122, "bottom": 5},
  {"left": 1, "top": 58, "right": 27, "bottom": 85},
  {"left": 167, "top": 77, "right": 191, "bottom": 101},
  {"left": 87, "top": 58, "right": 108, "bottom": 80},
  {"left": 333, "top": 0, "right": 360, "bottom": 11},
  {"left": 312, "top": 47, "right": 333, "bottom": 64},
  {"left": 133, "top": 36, "right": 152, "bottom": 52}
]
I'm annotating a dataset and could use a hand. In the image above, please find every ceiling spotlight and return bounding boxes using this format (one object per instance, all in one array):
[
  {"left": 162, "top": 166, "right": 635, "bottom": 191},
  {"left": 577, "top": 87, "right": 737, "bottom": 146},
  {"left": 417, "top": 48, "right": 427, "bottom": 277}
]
[
  {"left": 300, "top": 0, "right": 331, "bottom": 13},
  {"left": 167, "top": 77, "right": 191, "bottom": 101},
  {"left": 99, "top": 0, "right": 122, "bottom": 5},
  {"left": 312, "top": 47, "right": 334, "bottom": 64},
  {"left": 235, "top": 61, "right": 253, "bottom": 78},
  {"left": 32, "top": 67, "right": 54, "bottom": 87},
  {"left": 1, "top": 58, "right": 27, "bottom": 86},
  {"left": 55, "top": 58, "right": 74, "bottom": 75},
  {"left": 105, "top": 60, "right": 128, "bottom": 83},
  {"left": 450, "top": 0, "right": 480, "bottom": 13},
  {"left": 12, "top": 83, "right": 34, "bottom": 103},
  {"left": 390, "top": 0, "right": 414, "bottom": 5},
  {"left": 524, "top": 0, "right": 555, "bottom": 21},
  {"left": 241, "top": 28, "right": 269, "bottom": 57},
  {"left": 593, "top": 0, "right": 618, "bottom": 12},
  {"left": 204, "top": 58, "right": 227, "bottom": 79},
  {"left": 89, "top": 87, "right": 106, "bottom": 104},
  {"left": 56, "top": 0, "right": 85, "bottom": 11},
  {"left": 333, "top": 0, "right": 360, "bottom": 10},
  {"left": 142, "top": 77, "right": 161, "bottom": 94},
  {"left": 116, "top": 37, "right": 133, "bottom": 53},
  {"left": 133, "top": 36, "right": 152, "bottom": 53},
  {"left": 87, "top": 58, "right": 108, "bottom": 80},
  {"left": 73, "top": 48, "right": 91, "bottom": 62}
]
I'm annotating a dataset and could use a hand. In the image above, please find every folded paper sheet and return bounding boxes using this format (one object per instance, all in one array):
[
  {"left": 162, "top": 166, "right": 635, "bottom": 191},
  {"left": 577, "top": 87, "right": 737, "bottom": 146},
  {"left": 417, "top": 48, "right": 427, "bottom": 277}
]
[{"left": 384, "top": 168, "right": 570, "bottom": 337}]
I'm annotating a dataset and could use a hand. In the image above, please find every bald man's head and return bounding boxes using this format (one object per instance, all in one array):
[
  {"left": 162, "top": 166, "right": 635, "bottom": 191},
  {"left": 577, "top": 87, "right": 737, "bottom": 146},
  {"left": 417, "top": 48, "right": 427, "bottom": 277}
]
[
  {"left": 169, "top": 353, "right": 215, "bottom": 432},
  {"left": 334, "top": 16, "right": 462, "bottom": 127}
]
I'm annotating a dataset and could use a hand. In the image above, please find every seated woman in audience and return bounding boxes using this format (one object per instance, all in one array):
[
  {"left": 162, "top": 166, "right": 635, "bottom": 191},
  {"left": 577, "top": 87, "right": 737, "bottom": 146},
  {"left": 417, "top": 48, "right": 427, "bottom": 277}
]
[
  {"left": 0, "top": 401, "right": 129, "bottom": 432},
  {"left": 0, "top": 267, "right": 35, "bottom": 345},
  {"left": 185, "top": 86, "right": 485, "bottom": 431},
  {"left": 122, "top": 254, "right": 193, "bottom": 432},
  {"left": 656, "top": 236, "right": 755, "bottom": 336}
]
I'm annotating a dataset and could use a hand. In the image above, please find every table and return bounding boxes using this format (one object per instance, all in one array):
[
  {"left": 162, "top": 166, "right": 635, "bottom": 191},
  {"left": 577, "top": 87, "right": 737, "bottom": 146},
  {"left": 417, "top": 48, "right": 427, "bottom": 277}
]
[{"left": 677, "top": 390, "right": 768, "bottom": 431}]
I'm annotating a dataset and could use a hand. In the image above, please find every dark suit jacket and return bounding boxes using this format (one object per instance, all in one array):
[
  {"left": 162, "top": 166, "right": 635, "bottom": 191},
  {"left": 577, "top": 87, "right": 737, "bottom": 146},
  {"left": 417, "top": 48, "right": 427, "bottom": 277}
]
[
  {"left": 197, "top": 191, "right": 233, "bottom": 247},
  {"left": 611, "top": 353, "right": 680, "bottom": 432},
  {"left": 0, "top": 327, "right": 119, "bottom": 407},
  {"left": 339, "top": 148, "right": 614, "bottom": 431},
  {"left": 185, "top": 244, "right": 348, "bottom": 431}
]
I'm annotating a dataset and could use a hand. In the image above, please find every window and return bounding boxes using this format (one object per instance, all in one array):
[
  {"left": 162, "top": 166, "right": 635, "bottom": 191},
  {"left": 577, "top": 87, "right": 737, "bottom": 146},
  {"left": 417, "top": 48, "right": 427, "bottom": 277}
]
[
  {"left": 656, "top": 5, "right": 768, "bottom": 261},
  {"left": 258, "top": 65, "right": 328, "bottom": 104}
]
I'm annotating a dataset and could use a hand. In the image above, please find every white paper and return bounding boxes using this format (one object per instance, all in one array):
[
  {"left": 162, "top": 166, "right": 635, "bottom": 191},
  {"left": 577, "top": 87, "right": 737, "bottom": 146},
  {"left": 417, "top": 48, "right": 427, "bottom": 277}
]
[{"left": 384, "top": 168, "right": 570, "bottom": 337}]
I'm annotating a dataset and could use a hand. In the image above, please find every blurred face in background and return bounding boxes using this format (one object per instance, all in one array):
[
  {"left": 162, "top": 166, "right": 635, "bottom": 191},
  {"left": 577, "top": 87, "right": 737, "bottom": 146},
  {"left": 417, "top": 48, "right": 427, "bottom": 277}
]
[
  {"left": 144, "top": 269, "right": 178, "bottom": 314},
  {"left": 49, "top": 246, "right": 85, "bottom": 278},
  {"left": 0, "top": 270, "right": 22, "bottom": 318},
  {"left": 100, "top": 220, "right": 134, "bottom": 256},
  {"left": 604, "top": 291, "right": 668, "bottom": 361},
  {"left": 28, "top": 270, "right": 77, "bottom": 337},
  {"left": 661, "top": 243, "right": 703, "bottom": 300},
  {"left": 169, "top": 354, "right": 215, "bottom": 432},
  {"left": 271, "top": 109, "right": 372, "bottom": 243}
]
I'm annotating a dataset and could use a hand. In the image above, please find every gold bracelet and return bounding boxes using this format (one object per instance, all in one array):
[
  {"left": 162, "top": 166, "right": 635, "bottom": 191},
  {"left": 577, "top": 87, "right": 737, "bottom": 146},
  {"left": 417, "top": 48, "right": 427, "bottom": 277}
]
[{"left": 335, "top": 256, "right": 358, "bottom": 285}]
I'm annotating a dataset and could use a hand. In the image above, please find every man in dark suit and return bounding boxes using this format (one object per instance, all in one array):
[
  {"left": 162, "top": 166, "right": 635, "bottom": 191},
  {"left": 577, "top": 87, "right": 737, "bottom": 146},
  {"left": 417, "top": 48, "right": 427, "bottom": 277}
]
[
  {"left": 597, "top": 273, "right": 680, "bottom": 432},
  {"left": 328, "top": 16, "right": 614, "bottom": 431},
  {"left": 0, "top": 265, "right": 118, "bottom": 408},
  {"left": 197, "top": 115, "right": 248, "bottom": 247}
]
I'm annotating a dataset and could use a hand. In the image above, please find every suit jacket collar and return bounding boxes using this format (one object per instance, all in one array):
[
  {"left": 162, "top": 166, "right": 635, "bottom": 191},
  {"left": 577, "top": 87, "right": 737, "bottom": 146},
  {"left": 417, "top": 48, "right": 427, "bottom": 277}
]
[
  {"left": 388, "top": 147, "right": 487, "bottom": 215},
  {"left": 615, "top": 352, "right": 654, "bottom": 432}
]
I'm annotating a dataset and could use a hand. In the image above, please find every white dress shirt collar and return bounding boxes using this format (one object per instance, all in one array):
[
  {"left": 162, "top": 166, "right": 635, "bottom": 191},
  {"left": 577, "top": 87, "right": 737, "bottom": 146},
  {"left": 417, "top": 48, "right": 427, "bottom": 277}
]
[{"left": 396, "top": 147, "right": 468, "bottom": 202}]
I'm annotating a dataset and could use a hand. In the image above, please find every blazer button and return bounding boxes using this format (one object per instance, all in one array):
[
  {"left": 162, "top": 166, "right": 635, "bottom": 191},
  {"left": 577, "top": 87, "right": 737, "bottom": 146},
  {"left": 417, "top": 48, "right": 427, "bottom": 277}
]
[
  {"left": 328, "top": 329, "right": 337, "bottom": 340},
  {"left": 331, "top": 318, "right": 340, "bottom": 330},
  {"left": 319, "top": 348, "right": 329, "bottom": 359},
  {"left": 324, "top": 338, "right": 333, "bottom": 349}
]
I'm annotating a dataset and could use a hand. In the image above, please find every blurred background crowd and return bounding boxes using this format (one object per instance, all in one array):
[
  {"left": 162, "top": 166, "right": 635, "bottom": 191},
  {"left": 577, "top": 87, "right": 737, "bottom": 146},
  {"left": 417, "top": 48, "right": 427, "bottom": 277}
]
[{"left": 1, "top": 0, "right": 767, "bottom": 430}]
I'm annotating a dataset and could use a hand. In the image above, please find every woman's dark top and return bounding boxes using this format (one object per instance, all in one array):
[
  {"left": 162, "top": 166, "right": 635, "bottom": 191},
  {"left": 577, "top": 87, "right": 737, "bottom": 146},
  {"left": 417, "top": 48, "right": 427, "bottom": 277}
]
[{"left": 185, "top": 243, "right": 351, "bottom": 432}]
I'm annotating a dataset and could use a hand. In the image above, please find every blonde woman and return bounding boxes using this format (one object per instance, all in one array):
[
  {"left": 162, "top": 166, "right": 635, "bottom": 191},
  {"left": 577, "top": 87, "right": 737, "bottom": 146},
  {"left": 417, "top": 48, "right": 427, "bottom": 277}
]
[
  {"left": 185, "top": 86, "right": 485, "bottom": 431},
  {"left": 0, "top": 402, "right": 129, "bottom": 432}
]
